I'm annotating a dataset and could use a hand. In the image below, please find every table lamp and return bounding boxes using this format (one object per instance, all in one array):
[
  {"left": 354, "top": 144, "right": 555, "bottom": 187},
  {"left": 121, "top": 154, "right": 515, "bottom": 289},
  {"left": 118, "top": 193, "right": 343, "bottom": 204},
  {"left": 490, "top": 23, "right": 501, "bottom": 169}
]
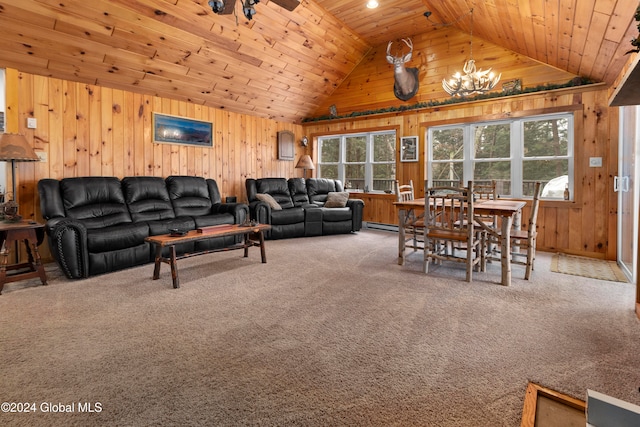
[
  {"left": 0, "top": 133, "right": 39, "bottom": 219},
  {"left": 295, "top": 154, "right": 315, "bottom": 179}
]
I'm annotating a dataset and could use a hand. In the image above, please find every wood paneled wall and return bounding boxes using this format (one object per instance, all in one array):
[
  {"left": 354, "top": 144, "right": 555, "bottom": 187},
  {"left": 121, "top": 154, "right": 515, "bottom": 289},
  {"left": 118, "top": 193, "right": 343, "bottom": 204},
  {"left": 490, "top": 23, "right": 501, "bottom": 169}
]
[
  {"left": 312, "top": 26, "right": 579, "bottom": 119},
  {"left": 4, "top": 69, "right": 619, "bottom": 261},
  {"left": 5, "top": 69, "right": 305, "bottom": 259},
  {"left": 304, "top": 86, "right": 618, "bottom": 261}
]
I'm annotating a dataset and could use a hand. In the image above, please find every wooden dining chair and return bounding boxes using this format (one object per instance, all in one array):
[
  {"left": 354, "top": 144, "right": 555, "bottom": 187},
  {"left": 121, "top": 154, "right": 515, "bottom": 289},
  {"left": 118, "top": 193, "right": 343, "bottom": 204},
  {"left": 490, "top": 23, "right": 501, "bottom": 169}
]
[
  {"left": 423, "top": 181, "right": 482, "bottom": 282},
  {"left": 473, "top": 180, "right": 497, "bottom": 266},
  {"left": 394, "top": 180, "right": 424, "bottom": 251},
  {"left": 474, "top": 180, "right": 498, "bottom": 227},
  {"left": 487, "top": 181, "right": 542, "bottom": 280}
]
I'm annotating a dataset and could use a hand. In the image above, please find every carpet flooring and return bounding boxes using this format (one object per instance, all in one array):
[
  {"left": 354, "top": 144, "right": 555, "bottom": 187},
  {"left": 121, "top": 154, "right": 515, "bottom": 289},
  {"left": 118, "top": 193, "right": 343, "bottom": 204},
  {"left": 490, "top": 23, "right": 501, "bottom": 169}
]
[{"left": 1, "top": 229, "right": 639, "bottom": 426}]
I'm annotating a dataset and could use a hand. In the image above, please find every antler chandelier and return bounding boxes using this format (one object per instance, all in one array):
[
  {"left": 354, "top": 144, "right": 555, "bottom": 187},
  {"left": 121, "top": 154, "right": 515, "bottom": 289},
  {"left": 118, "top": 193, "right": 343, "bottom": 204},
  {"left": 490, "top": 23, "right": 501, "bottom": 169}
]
[{"left": 442, "top": 9, "right": 501, "bottom": 97}]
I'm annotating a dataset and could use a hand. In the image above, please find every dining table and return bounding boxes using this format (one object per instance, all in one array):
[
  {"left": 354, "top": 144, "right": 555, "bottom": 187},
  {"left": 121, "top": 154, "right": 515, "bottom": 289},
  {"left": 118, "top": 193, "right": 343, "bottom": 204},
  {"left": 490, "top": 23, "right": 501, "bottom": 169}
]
[{"left": 393, "top": 198, "right": 527, "bottom": 286}]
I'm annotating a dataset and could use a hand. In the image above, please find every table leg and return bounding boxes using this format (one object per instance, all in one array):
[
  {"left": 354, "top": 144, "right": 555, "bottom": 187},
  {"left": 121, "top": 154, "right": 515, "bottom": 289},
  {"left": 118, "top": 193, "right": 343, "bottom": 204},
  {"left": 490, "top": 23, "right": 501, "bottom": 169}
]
[
  {"left": 24, "top": 238, "right": 35, "bottom": 265},
  {"left": 243, "top": 232, "right": 249, "bottom": 258},
  {"left": 398, "top": 208, "right": 407, "bottom": 265},
  {"left": 258, "top": 231, "right": 267, "bottom": 263},
  {"left": 0, "top": 235, "right": 7, "bottom": 295},
  {"left": 28, "top": 238, "right": 48, "bottom": 286},
  {"left": 169, "top": 245, "right": 179, "bottom": 289},
  {"left": 500, "top": 215, "right": 514, "bottom": 286},
  {"left": 152, "top": 245, "right": 162, "bottom": 280}
]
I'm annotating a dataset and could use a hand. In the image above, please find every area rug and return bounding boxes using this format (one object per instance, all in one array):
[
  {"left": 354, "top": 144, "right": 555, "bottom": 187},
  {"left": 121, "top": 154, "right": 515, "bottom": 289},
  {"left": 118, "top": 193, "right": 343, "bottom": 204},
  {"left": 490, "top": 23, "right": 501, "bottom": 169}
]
[{"left": 551, "top": 253, "right": 628, "bottom": 282}]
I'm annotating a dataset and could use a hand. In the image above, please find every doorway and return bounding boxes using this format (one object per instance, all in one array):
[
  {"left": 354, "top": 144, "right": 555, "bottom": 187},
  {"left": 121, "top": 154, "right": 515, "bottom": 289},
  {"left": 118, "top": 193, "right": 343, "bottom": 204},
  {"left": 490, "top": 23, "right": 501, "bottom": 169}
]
[{"left": 617, "top": 105, "right": 639, "bottom": 282}]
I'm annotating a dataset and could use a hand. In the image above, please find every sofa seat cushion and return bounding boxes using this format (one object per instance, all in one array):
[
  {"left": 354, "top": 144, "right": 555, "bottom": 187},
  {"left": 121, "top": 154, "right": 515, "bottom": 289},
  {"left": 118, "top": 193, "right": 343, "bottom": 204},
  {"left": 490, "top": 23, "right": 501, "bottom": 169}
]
[
  {"left": 270, "top": 208, "right": 305, "bottom": 225},
  {"left": 87, "top": 223, "right": 149, "bottom": 253},
  {"left": 194, "top": 213, "right": 235, "bottom": 228},
  {"left": 321, "top": 207, "right": 352, "bottom": 222}
]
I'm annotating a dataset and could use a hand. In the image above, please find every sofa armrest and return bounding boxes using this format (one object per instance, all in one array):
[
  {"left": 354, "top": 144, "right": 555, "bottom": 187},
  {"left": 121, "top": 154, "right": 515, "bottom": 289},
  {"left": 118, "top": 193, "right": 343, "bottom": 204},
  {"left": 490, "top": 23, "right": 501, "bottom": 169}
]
[
  {"left": 212, "top": 202, "right": 249, "bottom": 224},
  {"left": 45, "top": 218, "right": 89, "bottom": 279},
  {"left": 346, "top": 199, "right": 365, "bottom": 231},
  {"left": 248, "top": 200, "right": 271, "bottom": 224}
]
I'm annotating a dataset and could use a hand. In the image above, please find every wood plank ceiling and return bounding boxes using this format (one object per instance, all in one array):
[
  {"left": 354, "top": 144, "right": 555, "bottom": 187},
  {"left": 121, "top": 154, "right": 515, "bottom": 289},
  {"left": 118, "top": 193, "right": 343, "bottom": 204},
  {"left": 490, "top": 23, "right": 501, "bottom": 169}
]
[{"left": 0, "top": 0, "right": 638, "bottom": 124}]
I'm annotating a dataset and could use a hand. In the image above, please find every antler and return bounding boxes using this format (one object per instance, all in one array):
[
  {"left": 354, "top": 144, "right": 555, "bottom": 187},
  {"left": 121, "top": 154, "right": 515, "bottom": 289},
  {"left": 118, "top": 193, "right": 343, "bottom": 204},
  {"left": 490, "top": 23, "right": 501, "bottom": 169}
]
[
  {"left": 402, "top": 38, "right": 413, "bottom": 52},
  {"left": 387, "top": 38, "right": 413, "bottom": 64}
]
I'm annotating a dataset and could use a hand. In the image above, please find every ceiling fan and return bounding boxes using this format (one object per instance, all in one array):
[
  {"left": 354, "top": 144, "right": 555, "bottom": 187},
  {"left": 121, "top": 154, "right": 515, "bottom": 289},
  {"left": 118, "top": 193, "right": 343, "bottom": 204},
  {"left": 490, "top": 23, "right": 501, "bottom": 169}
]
[{"left": 210, "top": 0, "right": 300, "bottom": 15}]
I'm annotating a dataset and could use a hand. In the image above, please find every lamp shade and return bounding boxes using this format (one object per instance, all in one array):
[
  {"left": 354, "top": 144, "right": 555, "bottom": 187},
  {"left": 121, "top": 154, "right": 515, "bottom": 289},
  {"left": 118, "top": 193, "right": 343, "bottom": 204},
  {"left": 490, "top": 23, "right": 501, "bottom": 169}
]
[
  {"left": 0, "top": 133, "right": 39, "bottom": 162},
  {"left": 295, "top": 155, "right": 315, "bottom": 170}
]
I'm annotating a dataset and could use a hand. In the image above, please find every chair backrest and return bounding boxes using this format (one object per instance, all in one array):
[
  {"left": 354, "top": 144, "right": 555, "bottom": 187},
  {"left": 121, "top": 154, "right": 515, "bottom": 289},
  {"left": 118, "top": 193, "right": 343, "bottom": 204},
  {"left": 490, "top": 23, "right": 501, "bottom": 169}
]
[
  {"left": 394, "top": 180, "right": 415, "bottom": 202},
  {"left": 474, "top": 180, "right": 496, "bottom": 200},
  {"left": 528, "top": 181, "right": 542, "bottom": 237},
  {"left": 425, "top": 182, "right": 474, "bottom": 237},
  {"left": 473, "top": 180, "right": 497, "bottom": 227}
]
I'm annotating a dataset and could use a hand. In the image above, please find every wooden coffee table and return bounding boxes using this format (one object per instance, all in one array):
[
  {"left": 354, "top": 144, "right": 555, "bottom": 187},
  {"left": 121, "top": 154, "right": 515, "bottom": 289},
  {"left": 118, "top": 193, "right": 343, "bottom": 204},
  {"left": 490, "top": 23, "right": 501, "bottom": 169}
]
[{"left": 144, "top": 223, "right": 271, "bottom": 288}]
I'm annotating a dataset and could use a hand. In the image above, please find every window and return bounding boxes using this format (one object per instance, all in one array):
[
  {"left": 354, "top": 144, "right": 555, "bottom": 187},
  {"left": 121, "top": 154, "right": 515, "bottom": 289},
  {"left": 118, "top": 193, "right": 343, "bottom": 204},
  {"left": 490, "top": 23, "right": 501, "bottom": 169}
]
[
  {"left": 318, "top": 131, "right": 396, "bottom": 192},
  {"left": 428, "top": 113, "right": 573, "bottom": 199}
]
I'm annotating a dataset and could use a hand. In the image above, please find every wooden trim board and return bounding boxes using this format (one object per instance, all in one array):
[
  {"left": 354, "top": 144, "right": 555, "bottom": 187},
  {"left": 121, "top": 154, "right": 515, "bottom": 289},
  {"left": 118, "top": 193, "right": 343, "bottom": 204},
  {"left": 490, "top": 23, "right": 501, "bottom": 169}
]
[{"left": 521, "top": 382, "right": 586, "bottom": 427}]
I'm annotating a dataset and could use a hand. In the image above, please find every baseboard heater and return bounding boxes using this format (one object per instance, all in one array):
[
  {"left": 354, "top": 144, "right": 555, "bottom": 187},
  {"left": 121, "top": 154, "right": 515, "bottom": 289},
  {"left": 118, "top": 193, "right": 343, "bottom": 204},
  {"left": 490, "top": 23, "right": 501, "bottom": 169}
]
[{"left": 363, "top": 222, "right": 398, "bottom": 232}]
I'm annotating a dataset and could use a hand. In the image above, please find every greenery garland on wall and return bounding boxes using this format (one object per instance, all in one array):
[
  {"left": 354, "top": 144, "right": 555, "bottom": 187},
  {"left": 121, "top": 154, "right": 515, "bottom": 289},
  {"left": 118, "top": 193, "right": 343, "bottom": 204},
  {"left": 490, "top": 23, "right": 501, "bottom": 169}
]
[{"left": 302, "top": 77, "right": 595, "bottom": 123}]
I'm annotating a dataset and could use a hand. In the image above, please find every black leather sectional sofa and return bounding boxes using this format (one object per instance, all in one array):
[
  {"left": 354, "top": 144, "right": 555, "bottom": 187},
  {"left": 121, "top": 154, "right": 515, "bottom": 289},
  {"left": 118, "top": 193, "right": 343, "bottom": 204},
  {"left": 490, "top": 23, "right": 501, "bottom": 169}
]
[
  {"left": 38, "top": 175, "right": 248, "bottom": 279},
  {"left": 245, "top": 177, "right": 364, "bottom": 239}
]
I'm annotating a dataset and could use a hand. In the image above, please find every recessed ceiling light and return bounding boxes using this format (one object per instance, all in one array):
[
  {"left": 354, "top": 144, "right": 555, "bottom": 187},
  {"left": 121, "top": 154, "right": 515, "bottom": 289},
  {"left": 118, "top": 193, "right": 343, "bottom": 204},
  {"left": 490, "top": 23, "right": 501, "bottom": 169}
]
[{"left": 366, "top": 0, "right": 379, "bottom": 9}]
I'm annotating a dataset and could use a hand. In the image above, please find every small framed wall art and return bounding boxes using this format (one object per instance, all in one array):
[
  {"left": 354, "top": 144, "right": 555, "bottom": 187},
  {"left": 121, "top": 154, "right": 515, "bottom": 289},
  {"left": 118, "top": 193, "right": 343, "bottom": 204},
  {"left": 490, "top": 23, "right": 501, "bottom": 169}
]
[
  {"left": 153, "top": 113, "right": 213, "bottom": 147},
  {"left": 400, "top": 136, "right": 419, "bottom": 162}
]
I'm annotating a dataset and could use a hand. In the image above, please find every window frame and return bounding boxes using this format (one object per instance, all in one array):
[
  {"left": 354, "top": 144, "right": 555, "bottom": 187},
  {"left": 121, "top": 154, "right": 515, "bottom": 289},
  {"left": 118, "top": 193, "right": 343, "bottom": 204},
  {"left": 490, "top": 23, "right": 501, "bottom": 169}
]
[
  {"left": 427, "top": 112, "right": 574, "bottom": 199},
  {"left": 317, "top": 130, "right": 397, "bottom": 193}
]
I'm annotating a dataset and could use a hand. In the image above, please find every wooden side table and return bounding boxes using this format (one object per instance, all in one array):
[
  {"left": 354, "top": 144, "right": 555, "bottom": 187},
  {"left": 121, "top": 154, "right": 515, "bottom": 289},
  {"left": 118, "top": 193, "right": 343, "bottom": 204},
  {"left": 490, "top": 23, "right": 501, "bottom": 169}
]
[{"left": 0, "top": 220, "right": 48, "bottom": 294}]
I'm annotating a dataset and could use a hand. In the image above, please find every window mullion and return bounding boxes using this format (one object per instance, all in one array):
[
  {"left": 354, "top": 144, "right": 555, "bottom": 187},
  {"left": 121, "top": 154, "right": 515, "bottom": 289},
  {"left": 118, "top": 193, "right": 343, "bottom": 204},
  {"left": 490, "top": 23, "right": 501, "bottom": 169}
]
[
  {"left": 365, "top": 134, "right": 372, "bottom": 191},
  {"left": 511, "top": 121, "right": 522, "bottom": 198},
  {"left": 339, "top": 136, "right": 346, "bottom": 183},
  {"left": 463, "top": 125, "right": 473, "bottom": 186}
]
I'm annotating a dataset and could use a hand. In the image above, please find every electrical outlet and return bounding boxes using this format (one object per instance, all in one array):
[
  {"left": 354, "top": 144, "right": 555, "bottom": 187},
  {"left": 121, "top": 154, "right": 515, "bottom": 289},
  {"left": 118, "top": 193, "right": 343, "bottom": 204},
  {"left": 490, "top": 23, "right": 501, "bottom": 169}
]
[
  {"left": 27, "top": 118, "right": 37, "bottom": 129},
  {"left": 589, "top": 157, "right": 602, "bottom": 167}
]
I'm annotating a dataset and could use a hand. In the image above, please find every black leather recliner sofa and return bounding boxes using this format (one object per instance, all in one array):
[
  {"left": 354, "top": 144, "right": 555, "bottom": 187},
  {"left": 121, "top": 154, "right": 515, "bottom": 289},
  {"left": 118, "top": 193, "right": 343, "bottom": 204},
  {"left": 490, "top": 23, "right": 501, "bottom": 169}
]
[
  {"left": 245, "top": 177, "right": 364, "bottom": 239},
  {"left": 38, "top": 175, "right": 248, "bottom": 279}
]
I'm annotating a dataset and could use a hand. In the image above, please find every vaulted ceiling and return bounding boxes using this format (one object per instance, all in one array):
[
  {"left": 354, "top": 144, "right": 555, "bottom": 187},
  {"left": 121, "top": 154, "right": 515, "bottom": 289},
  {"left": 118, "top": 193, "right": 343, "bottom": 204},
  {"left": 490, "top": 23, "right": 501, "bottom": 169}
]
[{"left": 0, "top": 0, "right": 638, "bottom": 124}]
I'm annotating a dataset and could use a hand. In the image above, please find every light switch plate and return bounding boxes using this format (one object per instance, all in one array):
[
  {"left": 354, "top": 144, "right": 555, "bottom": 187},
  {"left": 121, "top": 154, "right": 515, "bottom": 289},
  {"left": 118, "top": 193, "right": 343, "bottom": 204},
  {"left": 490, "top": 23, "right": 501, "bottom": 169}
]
[
  {"left": 36, "top": 151, "right": 47, "bottom": 162},
  {"left": 27, "top": 118, "right": 37, "bottom": 129},
  {"left": 589, "top": 157, "right": 602, "bottom": 167}
]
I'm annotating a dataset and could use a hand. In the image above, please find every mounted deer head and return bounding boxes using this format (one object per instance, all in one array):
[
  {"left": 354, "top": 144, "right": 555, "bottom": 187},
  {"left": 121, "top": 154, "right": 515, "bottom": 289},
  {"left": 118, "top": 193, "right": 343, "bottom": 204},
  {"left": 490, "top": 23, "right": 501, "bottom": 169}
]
[{"left": 386, "top": 38, "right": 420, "bottom": 101}]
